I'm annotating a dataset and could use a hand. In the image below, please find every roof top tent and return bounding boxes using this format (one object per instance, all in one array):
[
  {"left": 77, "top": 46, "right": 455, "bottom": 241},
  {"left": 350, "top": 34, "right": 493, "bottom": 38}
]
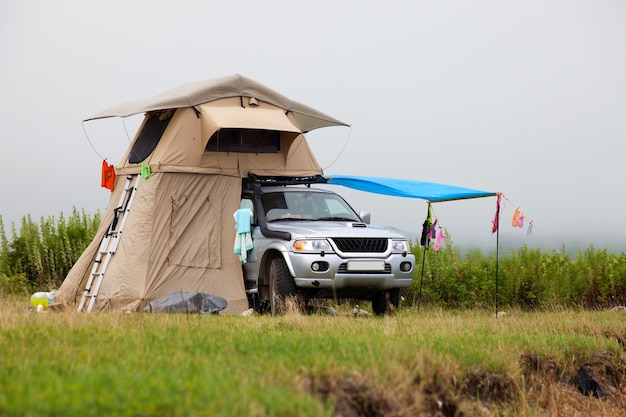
[{"left": 53, "top": 74, "right": 349, "bottom": 314}]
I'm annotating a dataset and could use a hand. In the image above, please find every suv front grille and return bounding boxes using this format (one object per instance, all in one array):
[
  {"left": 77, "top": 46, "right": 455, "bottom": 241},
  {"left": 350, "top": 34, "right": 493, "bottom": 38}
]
[{"left": 331, "top": 238, "right": 388, "bottom": 253}]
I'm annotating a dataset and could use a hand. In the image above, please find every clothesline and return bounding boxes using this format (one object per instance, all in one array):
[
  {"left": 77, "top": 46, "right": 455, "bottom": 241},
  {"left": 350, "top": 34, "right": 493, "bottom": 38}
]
[
  {"left": 493, "top": 192, "right": 545, "bottom": 237},
  {"left": 417, "top": 191, "right": 543, "bottom": 317},
  {"left": 420, "top": 192, "right": 545, "bottom": 250}
]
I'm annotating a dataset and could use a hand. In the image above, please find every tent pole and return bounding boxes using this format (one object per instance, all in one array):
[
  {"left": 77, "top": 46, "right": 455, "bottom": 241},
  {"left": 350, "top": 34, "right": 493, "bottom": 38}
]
[
  {"left": 495, "top": 199, "right": 500, "bottom": 319},
  {"left": 417, "top": 202, "right": 431, "bottom": 314},
  {"left": 418, "top": 244, "right": 426, "bottom": 313}
]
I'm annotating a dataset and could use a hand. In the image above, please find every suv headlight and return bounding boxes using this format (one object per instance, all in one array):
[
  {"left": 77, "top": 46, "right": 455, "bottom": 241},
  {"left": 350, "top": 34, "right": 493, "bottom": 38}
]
[
  {"left": 391, "top": 239, "right": 410, "bottom": 253},
  {"left": 293, "top": 239, "right": 333, "bottom": 252}
]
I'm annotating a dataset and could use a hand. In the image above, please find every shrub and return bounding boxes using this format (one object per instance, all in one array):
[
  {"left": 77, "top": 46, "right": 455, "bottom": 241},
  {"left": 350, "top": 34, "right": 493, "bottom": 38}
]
[
  {"left": 0, "top": 208, "right": 101, "bottom": 292},
  {"left": 408, "top": 240, "right": 626, "bottom": 310}
]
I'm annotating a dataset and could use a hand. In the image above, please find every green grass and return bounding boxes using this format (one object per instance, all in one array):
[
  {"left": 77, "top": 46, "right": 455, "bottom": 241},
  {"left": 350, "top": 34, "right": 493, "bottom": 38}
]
[{"left": 2, "top": 299, "right": 626, "bottom": 416}]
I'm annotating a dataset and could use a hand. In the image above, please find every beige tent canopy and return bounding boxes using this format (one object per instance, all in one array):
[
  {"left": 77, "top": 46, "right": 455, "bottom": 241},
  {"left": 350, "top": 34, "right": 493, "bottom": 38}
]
[
  {"left": 54, "top": 74, "right": 348, "bottom": 314},
  {"left": 86, "top": 73, "right": 349, "bottom": 133}
]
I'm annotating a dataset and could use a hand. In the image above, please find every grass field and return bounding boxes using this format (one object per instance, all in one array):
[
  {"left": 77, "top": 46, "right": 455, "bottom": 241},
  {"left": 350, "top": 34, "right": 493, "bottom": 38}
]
[{"left": 2, "top": 297, "right": 626, "bottom": 416}]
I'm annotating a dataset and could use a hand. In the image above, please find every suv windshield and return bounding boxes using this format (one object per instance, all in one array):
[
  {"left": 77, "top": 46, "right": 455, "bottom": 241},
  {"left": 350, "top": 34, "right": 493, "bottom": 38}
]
[{"left": 262, "top": 191, "right": 361, "bottom": 222}]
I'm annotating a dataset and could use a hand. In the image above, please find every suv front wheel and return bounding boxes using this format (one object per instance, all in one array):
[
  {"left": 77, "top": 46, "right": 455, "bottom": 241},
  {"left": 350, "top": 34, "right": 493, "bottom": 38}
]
[
  {"left": 268, "top": 257, "right": 299, "bottom": 315},
  {"left": 371, "top": 288, "right": 400, "bottom": 316}
]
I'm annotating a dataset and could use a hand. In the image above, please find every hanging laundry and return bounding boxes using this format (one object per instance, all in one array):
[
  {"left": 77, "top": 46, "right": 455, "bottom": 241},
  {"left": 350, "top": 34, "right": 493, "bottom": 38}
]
[
  {"left": 526, "top": 220, "right": 534, "bottom": 236},
  {"left": 233, "top": 208, "right": 253, "bottom": 263},
  {"left": 430, "top": 218, "right": 438, "bottom": 240},
  {"left": 491, "top": 193, "right": 501, "bottom": 233},
  {"left": 432, "top": 227, "right": 446, "bottom": 251},
  {"left": 420, "top": 204, "right": 433, "bottom": 248},
  {"left": 420, "top": 219, "right": 430, "bottom": 248},
  {"left": 517, "top": 211, "right": 525, "bottom": 228},
  {"left": 141, "top": 162, "right": 151, "bottom": 179},
  {"left": 101, "top": 160, "right": 116, "bottom": 191},
  {"left": 511, "top": 207, "right": 521, "bottom": 227}
]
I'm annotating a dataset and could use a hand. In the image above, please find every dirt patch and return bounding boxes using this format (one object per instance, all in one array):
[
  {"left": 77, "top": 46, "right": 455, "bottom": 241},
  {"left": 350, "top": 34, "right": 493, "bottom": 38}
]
[
  {"left": 463, "top": 366, "right": 518, "bottom": 405},
  {"left": 302, "top": 373, "right": 399, "bottom": 417},
  {"left": 520, "top": 350, "right": 626, "bottom": 415},
  {"left": 414, "top": 369, "right": 461, "bottom": 417},
  {"left": 304, "top": 350, "right": 626, "bottom": 416}
]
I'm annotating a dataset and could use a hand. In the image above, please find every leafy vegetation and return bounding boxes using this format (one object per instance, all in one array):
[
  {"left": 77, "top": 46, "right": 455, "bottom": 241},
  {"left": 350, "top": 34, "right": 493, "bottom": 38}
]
[
  {"left": 0, "top": 209, "right": 101, "bottom": 294},
  {"left": 1, "top": 210, "right": 626, "bottom": 311},
  {"left": 406, "top": 239, "right": 626, "bottom": 310}
]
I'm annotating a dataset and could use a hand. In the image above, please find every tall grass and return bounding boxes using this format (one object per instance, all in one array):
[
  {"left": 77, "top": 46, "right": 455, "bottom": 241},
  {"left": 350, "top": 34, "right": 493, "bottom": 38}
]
[
  {"left": 1, "top": 301, "right": 625, "bottom": 416},
  {"left": 407, "top": 239, "right": 626, "bottom": 310}
]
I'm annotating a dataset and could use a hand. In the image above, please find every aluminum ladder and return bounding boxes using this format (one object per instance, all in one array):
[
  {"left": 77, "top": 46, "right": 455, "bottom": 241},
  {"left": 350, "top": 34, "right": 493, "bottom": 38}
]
[{"left": 77, "top": 174, "right": 141, "bottom": 312}]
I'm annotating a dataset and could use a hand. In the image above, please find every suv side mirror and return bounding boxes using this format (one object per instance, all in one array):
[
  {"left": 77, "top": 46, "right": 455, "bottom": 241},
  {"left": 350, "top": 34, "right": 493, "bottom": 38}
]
[{"left": 359, "top": 211, "right": 371, "bottom": 224}]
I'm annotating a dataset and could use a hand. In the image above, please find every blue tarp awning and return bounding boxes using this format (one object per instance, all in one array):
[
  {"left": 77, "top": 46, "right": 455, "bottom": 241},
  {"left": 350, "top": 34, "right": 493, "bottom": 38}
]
[{"left": 325, "top": 175, "right": 497, "bottom": 203}]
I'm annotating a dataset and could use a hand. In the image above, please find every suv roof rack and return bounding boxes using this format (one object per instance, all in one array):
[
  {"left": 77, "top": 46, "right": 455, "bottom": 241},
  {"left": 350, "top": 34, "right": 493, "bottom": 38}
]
[{"left": 244, "top": 174, "right": 328, "bottom": 188}]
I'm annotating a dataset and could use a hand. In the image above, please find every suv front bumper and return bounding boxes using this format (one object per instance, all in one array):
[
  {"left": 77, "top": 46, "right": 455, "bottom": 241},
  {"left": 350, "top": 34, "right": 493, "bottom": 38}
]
[{"left": 286, "top": 252, "right": 415, "bottom": 291}]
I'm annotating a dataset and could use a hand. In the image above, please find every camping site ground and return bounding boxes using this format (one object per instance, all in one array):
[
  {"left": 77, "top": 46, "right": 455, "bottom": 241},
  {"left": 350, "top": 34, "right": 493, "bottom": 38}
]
[{"left": 2, "top": 299, "right": 626, "bottom": 416}]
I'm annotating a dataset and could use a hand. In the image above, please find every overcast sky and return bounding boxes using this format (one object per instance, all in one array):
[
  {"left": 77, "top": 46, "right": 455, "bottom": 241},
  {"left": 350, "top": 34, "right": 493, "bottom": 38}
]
[{"left": 1, "top": 0, "right": 625, "bottom": 252}]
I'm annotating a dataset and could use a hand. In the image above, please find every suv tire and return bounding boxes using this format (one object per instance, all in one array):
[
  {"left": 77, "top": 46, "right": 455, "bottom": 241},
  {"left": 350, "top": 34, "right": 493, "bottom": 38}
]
[
  {"left": 269, "top": 257, "right": 298, "bottom": 315},
  {"left": 371, "top": 288, "right": 400, "bottom": 316}
]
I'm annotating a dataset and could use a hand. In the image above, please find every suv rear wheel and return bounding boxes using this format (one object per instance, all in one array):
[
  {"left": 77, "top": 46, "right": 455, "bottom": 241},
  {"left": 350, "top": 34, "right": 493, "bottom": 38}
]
[{"left": 268, "top": 257, "right": 300, "bottom": 315}]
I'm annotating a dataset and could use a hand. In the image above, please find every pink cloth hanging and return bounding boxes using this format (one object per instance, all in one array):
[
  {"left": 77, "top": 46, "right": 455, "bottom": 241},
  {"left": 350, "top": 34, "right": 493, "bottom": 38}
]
[{"left": 432, "top": 228, "right": 446, "bottom": 251}]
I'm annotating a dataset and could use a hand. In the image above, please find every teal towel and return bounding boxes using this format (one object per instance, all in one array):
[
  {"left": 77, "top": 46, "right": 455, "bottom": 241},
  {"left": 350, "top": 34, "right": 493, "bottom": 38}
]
[
  {"left": 235, "top": 209, "right": 252, "bottom": 233},
  {"left": 233, "top": 208, "right": 253, "bottom": 263}
]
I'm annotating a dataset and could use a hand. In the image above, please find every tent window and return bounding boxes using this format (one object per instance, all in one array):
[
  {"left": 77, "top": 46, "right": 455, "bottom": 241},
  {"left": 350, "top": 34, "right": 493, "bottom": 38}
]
[
  {"left": 128, "top": 110, "right": 174, "bottom": 163},
  {"left": 205, "top": 129, "right": 281, "bottom": 153}
]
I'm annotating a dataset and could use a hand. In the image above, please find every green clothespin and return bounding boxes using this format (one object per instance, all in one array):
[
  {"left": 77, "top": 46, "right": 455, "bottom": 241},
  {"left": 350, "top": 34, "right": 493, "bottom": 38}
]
[{"left": 141, "top": 162, "right": 151, "bottom": 179}]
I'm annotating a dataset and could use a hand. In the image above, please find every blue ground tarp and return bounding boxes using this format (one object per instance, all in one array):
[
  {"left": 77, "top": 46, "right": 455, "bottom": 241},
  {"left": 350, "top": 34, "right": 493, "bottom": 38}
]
[{"left": 325, "top": 175, "right": 496, "bottom": 202}]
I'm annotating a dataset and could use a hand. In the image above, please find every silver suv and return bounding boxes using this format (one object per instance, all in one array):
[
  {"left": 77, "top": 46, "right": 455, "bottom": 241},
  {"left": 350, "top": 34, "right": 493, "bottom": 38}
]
[{"left": 241, "top": 176, "right": 415, "bottom": 315}]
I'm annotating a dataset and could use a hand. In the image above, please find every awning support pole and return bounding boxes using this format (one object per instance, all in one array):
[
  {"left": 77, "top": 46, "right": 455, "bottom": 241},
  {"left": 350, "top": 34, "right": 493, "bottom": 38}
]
[
  {"left": 417, "top": 202, "right": 431, "bottom": 313},
  {"left": 495, "top": 194, "right": 501, "bottom": 318},
  {"left": 418, "top": 244, "right": 427, "bottom": 313}
]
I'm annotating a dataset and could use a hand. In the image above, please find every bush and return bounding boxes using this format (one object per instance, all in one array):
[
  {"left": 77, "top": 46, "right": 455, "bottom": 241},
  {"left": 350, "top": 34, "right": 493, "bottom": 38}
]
[
  {"left": 408, "top": 239, "right": 626, "bottom": 311},
  {"left": 0, "top": 208, "right": 101, "bottom": 292},
  {"left": 0, "top": 273, "right": 31, "bottom": 296}
]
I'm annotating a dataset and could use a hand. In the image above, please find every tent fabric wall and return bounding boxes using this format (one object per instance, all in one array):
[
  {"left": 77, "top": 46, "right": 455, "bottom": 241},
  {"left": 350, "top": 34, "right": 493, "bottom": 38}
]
[
  {"left": 198, "top": 98, "right": 302, "bottom": 134},
  {"left": 116, "top": 103, "right": 323, "bottom": 179},
  {"left": 55, "top": 173, "right": 248, "bottom": 314},
  {"left": 117, "top": 107, "right": 205, "bottom": 175}
]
